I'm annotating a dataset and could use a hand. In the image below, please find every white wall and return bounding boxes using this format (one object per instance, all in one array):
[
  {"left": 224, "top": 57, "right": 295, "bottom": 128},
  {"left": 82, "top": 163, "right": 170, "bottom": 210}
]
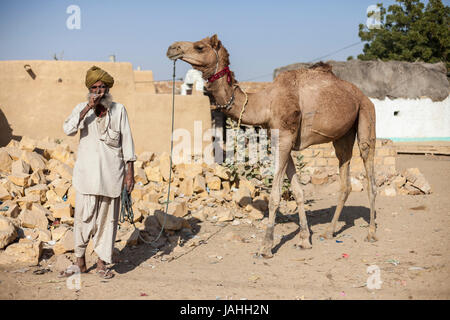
[{"left": 371, "top": 96, "right": 450, "bottom": 141}]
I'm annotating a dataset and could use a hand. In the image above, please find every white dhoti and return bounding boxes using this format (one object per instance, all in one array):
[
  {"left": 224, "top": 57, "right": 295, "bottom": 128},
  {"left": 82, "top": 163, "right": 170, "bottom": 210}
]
[{"left": 74, "top": 192, "right": 120, "bottom": 264}]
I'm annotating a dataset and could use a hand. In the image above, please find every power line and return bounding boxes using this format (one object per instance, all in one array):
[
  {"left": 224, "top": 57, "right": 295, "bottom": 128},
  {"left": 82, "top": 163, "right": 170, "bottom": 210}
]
[{"left": 241, "top": 40, "right": 365, "bottom": 81}]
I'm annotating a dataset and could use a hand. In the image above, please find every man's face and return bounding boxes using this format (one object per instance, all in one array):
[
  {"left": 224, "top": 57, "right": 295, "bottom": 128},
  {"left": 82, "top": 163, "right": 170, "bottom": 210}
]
[{"left": 89, "top": 80, "right": 108, "bottom": 95}]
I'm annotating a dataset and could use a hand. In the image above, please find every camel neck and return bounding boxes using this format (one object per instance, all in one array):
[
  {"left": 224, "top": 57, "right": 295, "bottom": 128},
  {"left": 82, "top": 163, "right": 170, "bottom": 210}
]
[{"left": 207, "top": 75, "right": 268, "bottom": 127}]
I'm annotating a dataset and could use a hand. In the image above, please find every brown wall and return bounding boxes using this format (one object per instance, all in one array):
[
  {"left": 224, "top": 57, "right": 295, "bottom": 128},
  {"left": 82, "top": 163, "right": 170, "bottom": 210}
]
[{"left": 0, "top": 60, "right": 212, "bottom": 155}]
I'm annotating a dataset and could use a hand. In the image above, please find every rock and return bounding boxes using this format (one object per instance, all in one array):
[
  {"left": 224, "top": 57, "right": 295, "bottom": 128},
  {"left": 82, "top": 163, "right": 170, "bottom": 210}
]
[
  {"left": 403, "top": 182, "right": 422, "bottom": 195},
  {"left": 4, "top": 180, "right": 24, "bottom": 198},
  {"left": 0, "top": 185, "right": 12, "bottom": 201},
  {"left": 30, "top": 169, "right": 47, "bottom": 185},
  {"left": 248, "top": 209, "right": 264, "bottom": 220},
  {"left": 20, "top": 151, "right": 47, "bottom": 172},
  {"left": 0, "top": 216, "right": 18, "bottom": 249},
  {"left": 191, "top": 209, "right": 208, "bottom": 222},
  {"left": 213, "top": 165, "right": 231, "bottom": 180},
  {"left": 239, "top": 178, "right": 256, "bottom": 195},
  {"left": 159, "top": 152, "right": 173, "bottom": 182},
  {"left": 403, "top": 168, "right": 432, "bottom": 194},
  {"left": 131, "top": 185, "right": 146, "bottom": 201},
  {"left": 19, "top": 208, "right": 49, "bottom": 230},
  {"left": 300, "top": 174, "right": 311, "bottom": 185},
  {"left": 19, "top": 137, "right": 37, "bottom": 151},
  {"left": 53, "top": 255, "right": 72, "bottom": 273},
  {"left": 311, "top": 170, "right": 329, "bottom": 185},
  {"left": 351, "top": 177, "right": 364, "bottom": 192},
  {"left": 0, "top": 239, "right": 43, "bottom": 266},
  {"left": 193, "top": 175, "right": 206, "bottom": 193},
  {"left": 134, "top": 167, "right": 148, "bottom": 185},
  {"left": 232, "top": 186, "right": 252, "bottom": 207},
  {"left": 38, "top": 228, "right": 52, "bottom": 242},
  {"left": 25, "top": 184, "right": 49, "bottom": 203},
  {"left": 32, "top": 203, "right": 54, "bottom": 222},
  {"left": 381, "top": 185, "right": 397, "bottom": 197},
  {"left": 67, "top": 187, "right": 76, "bottom": 208},
  {"left": 51, "top": 203, "right": 73, "bottom": 219},
  {"left": 217, "top": 209, "right": 234, "bottom": 222},
  {"left": 7, "top": 172, "right": 30, "bottom": 187},
  {"left": 4, "top": 145, "right": 22, "bottom": 161},
  {"left": 138, "top": 151, "right": 155, "bottom": 165},
  {"left": 1, "top": 201, "right": 20, "bottom": 218},
  {"left": 17, "top": 194, "right": 41, "bottom": 209},
  {"left": 145, "top": 166, "right": 162, "bottom": 182},
  {"left": 52, "top": 162, "right": 73, "bottom": 180},
  {"left": 11, "top": 159, "right": 31, "bottom": 175},
  {"left": 50, "top": 147, "right": 75, "bottom": 167},
  {"left": 46, "top": 189, "right": 63, "bottom": 204},
  {"left": 0, "top": 149, "right": 13, "bottom": 173},
  {"left": 286, "top": 200, "right": 297, "bottom": 212},
  {"left": 154, "top": 210, "right": 190, "bottom": 231},
  {"left": 179, "top": 177, "right": 194, "bottom": 197},
  {"left": 206, "top": 176, "right": 221, "bottom": 191},
  {"left": 51, "top": 225, "right": 69, "bottom": 242},
  {"left": 143, "top": 191, "right": 160, "bottom": 203},
  {"left": 53, "top": 230, "right": 74, "bottom": 255},
  {"left": 392, "top": 175, "right": 407, "bottom": 190},
  {"left": 177, "top": 163, "right": 203, "bottom": 179},
  {"left": 167, "top": 199, "right": 188, "bottom": 218}
]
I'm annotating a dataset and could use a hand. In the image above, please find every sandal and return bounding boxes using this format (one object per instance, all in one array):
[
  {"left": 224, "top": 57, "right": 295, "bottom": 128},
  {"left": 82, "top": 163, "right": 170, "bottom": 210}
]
[{"left": 96, "top": 268, "right": 114, "bottom": 279}]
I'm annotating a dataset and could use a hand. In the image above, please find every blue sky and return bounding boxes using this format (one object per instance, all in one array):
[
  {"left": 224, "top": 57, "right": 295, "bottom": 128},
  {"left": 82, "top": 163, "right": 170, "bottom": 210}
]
[{"left": 0, "top": 0, "right": 402, "bottom": 81}]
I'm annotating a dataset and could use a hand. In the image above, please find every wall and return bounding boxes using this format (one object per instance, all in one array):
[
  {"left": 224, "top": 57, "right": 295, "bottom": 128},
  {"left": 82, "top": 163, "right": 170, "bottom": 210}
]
[
  {"left": 371, "top": 96, "right": 450, "bottom": 140},
  {"left": 294, "top": 138, "right": 397, "bottom": 176},
  {"left": 134, "top": 70, "right": 156, "bottom": 94},
  {"left": 0, "top": 60, "right": 212, "bottom": 155}
]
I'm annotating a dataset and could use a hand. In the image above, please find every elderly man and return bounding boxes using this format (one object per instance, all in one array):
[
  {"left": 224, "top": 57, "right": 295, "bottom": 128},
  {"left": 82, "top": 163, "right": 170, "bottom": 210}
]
[{"left": 62, "top": 66, "right": 136, "bottom": 279}]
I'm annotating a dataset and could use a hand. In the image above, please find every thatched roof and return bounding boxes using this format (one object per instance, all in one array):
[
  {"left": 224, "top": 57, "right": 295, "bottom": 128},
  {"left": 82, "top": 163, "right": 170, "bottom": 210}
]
[{"left": 273, "top": 60, "right": 449, "bottom": 102}]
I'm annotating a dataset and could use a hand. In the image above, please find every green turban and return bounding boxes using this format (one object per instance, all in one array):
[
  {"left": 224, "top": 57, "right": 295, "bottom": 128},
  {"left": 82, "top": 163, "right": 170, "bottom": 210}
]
[{"left": 85, "top": 66, "right": 114, "bottom": 88}]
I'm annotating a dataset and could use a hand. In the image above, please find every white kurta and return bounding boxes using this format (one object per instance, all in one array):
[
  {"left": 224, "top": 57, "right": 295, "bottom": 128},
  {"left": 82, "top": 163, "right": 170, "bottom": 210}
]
[{"left": 63, "top": 101, "right": 137, "bottom": 198}]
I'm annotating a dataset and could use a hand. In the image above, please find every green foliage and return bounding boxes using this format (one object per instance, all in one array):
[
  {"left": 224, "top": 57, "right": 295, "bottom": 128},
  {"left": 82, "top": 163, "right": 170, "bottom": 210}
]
[{"left": 358, "top": 0, "right": 449, "bottom": 69}]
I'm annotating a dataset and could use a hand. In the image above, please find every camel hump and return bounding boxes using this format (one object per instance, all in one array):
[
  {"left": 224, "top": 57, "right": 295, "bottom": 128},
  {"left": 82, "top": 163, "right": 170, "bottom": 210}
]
[{"left": 309, "top": 62, "right": 333, "bottom": 73}]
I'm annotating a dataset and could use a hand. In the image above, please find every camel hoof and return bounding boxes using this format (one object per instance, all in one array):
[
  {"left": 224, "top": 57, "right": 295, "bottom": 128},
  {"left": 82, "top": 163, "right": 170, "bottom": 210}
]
[
  {"left": 256, "top": 247, "right": 273, "bottom": 259},
  {"left": 365, "top": 233, "right": 378, "bottom": 242},
  {"left": 320, "top": 231, "right": 334, "bottom": 240},
  {"left": 294, "top": 240, "right": 312, "bottom": 250}
]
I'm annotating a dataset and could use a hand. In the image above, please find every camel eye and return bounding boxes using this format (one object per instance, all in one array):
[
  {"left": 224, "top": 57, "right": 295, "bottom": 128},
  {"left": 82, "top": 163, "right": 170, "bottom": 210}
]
[{"left": 195, "top": 45, "right": 204, "bottom": 51}]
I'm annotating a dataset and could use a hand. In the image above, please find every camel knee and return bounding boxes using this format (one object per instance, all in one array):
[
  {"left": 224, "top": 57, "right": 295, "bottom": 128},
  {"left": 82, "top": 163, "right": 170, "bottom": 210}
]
[{"left": 358, "top": 141, "right": 370, "bottom": 160}]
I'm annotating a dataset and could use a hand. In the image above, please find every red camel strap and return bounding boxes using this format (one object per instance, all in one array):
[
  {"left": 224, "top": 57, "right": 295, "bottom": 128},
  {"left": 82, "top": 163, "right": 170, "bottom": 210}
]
[{"left": 207, "top": 66, "right": 231, "bottom": 84}]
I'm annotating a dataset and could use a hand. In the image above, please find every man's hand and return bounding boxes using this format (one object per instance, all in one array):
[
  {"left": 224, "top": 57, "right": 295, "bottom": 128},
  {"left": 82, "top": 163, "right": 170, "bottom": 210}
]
[
  {"left": 124, "top": 162, "right": 135, "bottom": 194},
  {"left": 88, "top": 93, "right": 103, "bottom": 109}
]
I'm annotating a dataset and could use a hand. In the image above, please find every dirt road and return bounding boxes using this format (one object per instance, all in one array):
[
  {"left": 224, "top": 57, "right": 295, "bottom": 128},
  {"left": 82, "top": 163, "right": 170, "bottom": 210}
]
[{"left": 1, "top": 154, "right": 449, "bottom": 300}]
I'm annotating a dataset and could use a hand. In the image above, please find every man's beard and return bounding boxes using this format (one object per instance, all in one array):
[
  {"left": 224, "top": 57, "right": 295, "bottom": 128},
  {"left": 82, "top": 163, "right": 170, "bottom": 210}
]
[{"left": 87, "top": 92, "right": 113, "bottom": 109}]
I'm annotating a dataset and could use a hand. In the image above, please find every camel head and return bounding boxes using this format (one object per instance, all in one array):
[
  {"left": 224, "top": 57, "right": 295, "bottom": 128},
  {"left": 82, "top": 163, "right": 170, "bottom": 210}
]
[{"left": 167, "top": 34, "right": 231, "bottom": 81}]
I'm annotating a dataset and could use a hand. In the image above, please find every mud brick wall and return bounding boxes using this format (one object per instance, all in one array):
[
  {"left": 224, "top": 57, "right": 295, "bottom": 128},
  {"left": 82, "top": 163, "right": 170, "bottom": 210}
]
[{"left": 294, "top": 139, "right": 397, "bottom": 176}]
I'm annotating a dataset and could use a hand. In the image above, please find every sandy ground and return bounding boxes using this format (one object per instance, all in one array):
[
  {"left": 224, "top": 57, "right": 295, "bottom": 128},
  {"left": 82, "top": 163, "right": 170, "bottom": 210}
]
[{"left": 0, "top": 154, "right": 449, "bottom": 300}]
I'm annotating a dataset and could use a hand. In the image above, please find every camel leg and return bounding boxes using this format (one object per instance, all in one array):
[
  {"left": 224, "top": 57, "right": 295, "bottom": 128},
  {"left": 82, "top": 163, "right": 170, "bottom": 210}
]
[
  {"left": 358, "top": 98, "right": 378, "bottom": 242},
  {"left": 286, "top": 155, "right": 312, "bottom": 249},
  {"left": 360, "top": 141, "right": 377, "bottom": 242},
  {"left": 321, "top": 128, "right": 356, "bottom": 239},
  {"left": 258, "top": 138, "right": 292, "bottom": 258}
]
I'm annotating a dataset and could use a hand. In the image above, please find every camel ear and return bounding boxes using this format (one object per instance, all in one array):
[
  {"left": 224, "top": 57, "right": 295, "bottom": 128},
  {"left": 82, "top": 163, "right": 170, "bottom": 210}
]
[{"left": 210, "top": 34, "right": 221, "bottom": 49}]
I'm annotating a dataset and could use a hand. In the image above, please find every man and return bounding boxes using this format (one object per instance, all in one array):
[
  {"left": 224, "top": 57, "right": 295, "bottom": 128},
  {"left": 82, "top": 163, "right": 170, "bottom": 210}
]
[{"left": 62, "top": 66, "right": 136, "bottom": 279}]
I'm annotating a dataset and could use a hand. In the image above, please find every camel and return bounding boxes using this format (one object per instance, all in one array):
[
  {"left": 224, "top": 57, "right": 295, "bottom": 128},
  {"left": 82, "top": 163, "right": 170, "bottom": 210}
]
[{"left": 167, "top": 35, "right": 377, "bottom": 258}]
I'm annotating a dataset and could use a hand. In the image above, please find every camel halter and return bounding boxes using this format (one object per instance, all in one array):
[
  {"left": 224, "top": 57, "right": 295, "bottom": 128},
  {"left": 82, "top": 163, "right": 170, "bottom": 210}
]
[{"left": 208, "top": 50, "right": 248, "bottom": 129}]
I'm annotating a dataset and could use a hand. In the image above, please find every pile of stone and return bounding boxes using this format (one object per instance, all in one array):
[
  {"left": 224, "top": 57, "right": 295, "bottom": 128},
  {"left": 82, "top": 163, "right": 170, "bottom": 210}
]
[{"left": 0, "top": 136, "right": 271, "bottom": 266}]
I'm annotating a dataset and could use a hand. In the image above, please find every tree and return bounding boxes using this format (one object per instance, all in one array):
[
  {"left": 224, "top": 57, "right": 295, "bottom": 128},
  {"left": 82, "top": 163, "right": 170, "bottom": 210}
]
[{"left": 358, "top": 0, "right": 449, "bottom": 69}]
